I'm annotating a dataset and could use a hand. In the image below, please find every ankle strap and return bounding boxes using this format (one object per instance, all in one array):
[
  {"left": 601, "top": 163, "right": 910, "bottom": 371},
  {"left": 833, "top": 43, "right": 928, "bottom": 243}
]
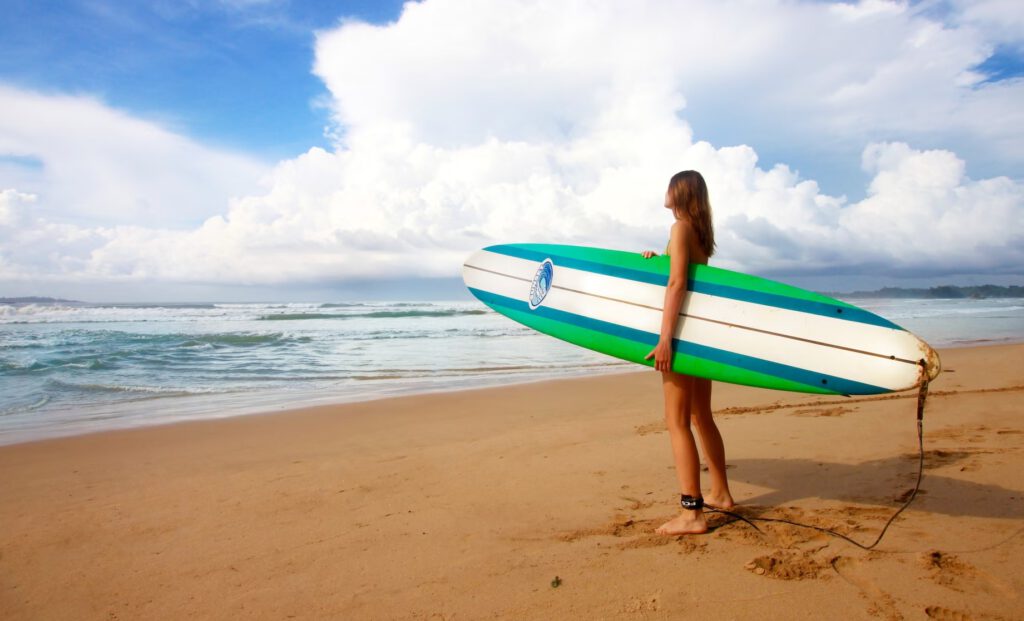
[{"left": 680, "top": 494, "right": 704, "bottom": 510}]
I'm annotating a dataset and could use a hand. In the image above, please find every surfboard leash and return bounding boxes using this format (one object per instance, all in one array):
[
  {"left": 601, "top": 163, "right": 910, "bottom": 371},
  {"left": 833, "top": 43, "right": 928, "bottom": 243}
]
[{"left": 705, "top": 363, "right": 930, "bottom": 551}]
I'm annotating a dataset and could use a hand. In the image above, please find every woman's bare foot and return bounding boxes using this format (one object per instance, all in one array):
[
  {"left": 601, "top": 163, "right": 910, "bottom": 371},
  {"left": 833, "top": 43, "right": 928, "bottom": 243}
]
[
  {"left": 656, "top": 510, "right": 707, "bottom": 535},
  {"left": 704, "top": 491, "right": 735, "bottom": 510}
]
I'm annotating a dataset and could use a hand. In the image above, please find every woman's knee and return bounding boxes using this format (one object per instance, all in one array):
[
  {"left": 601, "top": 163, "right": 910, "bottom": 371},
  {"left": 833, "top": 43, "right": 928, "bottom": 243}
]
[{"left": 663, "top": 407, "right": 692, "bottom": 431}]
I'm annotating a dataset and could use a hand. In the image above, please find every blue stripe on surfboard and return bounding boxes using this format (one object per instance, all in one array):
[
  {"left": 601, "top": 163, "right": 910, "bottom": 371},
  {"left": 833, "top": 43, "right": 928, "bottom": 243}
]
[
  {"left": 484, "top": 245, "right": 900, "bottom": 330},
  {"left": 487, "top": 244, "right": 668, "bottom": 285},
  {"left": 468, "top": 287, "right": 888, "bottom": 395}
]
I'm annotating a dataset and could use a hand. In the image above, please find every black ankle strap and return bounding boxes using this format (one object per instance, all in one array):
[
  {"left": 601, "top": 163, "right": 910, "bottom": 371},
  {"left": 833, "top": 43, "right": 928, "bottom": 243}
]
[{"left": 680, "top": 494, "right": 704, "bottom": 510}]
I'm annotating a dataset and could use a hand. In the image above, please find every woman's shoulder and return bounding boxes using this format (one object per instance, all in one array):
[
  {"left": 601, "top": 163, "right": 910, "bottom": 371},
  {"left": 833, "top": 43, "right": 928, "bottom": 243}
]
[
  {"left": 668, "top": 218, "right": 709, "bottom": 263},
  {"left": 666, "top": 220, "right": 690, "bottom": 253},
  {"left": 669, "top": 218, "right": 695, "bottom": 238}
]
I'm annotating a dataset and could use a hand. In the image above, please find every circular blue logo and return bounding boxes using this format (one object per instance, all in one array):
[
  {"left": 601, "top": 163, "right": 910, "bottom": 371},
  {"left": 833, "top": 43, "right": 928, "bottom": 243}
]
[{"left": 528, "top": 259, "right": 554, "bottom": 310}]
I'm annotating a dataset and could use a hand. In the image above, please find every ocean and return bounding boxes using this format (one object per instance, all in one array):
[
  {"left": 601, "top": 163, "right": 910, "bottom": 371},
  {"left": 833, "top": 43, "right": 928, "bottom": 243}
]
[{"left": 1, "top": 296, "right": 1022, "bottom": 445}]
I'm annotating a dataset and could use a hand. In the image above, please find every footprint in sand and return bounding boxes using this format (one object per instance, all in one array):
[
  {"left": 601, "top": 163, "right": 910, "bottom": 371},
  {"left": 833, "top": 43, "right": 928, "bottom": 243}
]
[
  {"left": 831, "top": 556, "right": 904, "bottom": 621},
  {"left": 634, "top": 421, "right": 665, "bottom": 435},
  {"left": 919, "top": 550, "right": 1018, "bottom": 598},
  {"left": 559, "top": 513, "right": 707, "bottom": 552},
  {"left": 923, "top": 605, "right": 1012, "bottom": 621},
  {"left": 924, "top": 605, "right": 974, "bottom": 621},
  {"left": 618, "top": 496, "right": 656, "bottom": 511},
  {"left": 744, "top": 551, "right": 830, "bottom": 580}
]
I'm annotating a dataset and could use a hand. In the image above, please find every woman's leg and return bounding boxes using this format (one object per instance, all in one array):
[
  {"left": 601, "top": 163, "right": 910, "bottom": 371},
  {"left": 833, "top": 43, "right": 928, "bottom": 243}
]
[
  {"left": 690, "top": 378, "right": 734, "bottom": 508},
  {"left": 656, "top": 371, "right": 707, "bottom": 535}
]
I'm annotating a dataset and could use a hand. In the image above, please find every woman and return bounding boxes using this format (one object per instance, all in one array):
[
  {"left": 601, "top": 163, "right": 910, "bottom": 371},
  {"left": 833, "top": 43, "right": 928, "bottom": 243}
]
[{"left": 642, "top": 170, "right": 734, "bottom": 535}]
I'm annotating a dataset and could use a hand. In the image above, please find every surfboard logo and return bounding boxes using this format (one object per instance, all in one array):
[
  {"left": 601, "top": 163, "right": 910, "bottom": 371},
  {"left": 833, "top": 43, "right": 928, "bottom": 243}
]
[{"left": 528, "top": 259, "right": 554, "bottom": 309}]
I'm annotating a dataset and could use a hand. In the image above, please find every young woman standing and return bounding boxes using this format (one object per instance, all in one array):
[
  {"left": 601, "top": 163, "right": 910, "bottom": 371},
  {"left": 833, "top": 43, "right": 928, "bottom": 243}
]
[{"left": 642, "top": 170, "right": 735, "bottom": 535}]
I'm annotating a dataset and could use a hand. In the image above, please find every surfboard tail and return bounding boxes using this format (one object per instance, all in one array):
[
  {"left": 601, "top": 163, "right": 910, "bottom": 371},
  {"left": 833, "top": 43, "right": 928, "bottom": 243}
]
[{"left": 920, "top": 341, "right": 942, "bottom": 384}]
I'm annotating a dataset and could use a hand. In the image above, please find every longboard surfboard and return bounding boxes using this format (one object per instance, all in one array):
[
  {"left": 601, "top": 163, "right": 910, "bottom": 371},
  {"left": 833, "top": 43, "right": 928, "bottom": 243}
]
[{"left": 462, "top": 243, "right": 941, "bottom": 395}]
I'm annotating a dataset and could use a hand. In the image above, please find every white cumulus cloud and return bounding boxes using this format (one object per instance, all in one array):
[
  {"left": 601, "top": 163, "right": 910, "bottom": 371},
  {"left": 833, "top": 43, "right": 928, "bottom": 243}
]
[
  {"left": 0, "top": 86, "right": 268, "bottom": 228},
  {"left": 1, "top": 0, "right": 1022, "bottom": 290}
]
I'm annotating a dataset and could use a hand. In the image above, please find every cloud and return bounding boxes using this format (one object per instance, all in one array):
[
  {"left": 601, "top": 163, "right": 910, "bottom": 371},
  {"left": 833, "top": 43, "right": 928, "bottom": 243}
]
[
  {"left": 315, "top": 0, "right": 1024, "bottom": 175},
  {"left": 1, "top": 0, "right": 1022, "bottom": 289},
  {"left": 948, "top": 0, "right": 1024, "bottom": 49},
  {"left": 718, "top": 141, "right": 1024, "bottom": 276},
  {"left": 0, "top": 86, "right": 268, "bottom": 228}
]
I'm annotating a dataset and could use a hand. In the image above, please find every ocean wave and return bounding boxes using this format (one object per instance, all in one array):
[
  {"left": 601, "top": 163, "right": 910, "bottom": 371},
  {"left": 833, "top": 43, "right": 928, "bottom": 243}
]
[
  {"left": 214, "top": 303, "right": 321, "bottom": 310},
  {"left": 22, "top": 330, "right": 305, "bottom": 349},
  {"left": 324, "top": 302, "right": 426, "bottom": 308},
  {"left": 0, "top": 395, "right": 51, "bottom": 417},
  {"left": 257, "top": 309, "right": 490, "bottom": 321},
  {"left": 0, "top": 359, "right": 49, "bottom": 372},
  {"left": 57, "top": 359, "right": 110, "bottom": 370},
  {"left": 359, "top": 309, "right": 490, "bottom": 318},
  {"left": 177, "top": 333, "right": 307, "bottom": 348},
  {"left": 105, "top": 303, "right": 218, "bottom": 310},
  {"left": 2, "top": 355, "right": 116, "bottom": 373},
  {"left": 83, "top": 330, "right": 308, "bottom": 349},
  {"left": 0, "top": 304, "right": 79, "bottom": 321},
  {"left": 0, "top": 332, "right": 308, "bottom": 379},
  {"left": 46, "top": 379, "right": 221, "bottom": 398},
  {"left": 0, "top": 300, "right": 488, "bottom": 324},
  {"left": 0, "top": 304, "right": 228, "bottom": 324},
  {"left": 858, "top": 299, "right": 1024, "bottom": 319},
  {"left": 341, "top": 326, "right": 527, "bottom": 340}
]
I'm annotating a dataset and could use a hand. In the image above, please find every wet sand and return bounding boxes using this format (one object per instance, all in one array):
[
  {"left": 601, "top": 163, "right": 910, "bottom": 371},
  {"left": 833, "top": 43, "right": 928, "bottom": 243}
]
[{"left": 1, "top": 343, "right": 1021, "bottom": 620}]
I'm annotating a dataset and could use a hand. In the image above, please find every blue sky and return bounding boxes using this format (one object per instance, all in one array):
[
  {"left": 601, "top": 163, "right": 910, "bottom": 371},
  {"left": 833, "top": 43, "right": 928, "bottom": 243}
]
[
  {"left": 1, "top": 0, "right": 1022, "bottom": 301},
  {"left": 0, "top": 0, "right": 406, "bottom": 160}
]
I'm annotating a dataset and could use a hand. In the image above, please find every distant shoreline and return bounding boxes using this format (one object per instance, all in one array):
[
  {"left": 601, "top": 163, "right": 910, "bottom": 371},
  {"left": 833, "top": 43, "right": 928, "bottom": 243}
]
[
  {"left": 828, "top": 284, "right": 1024, "bottom": 299},
  {"left": 0, "top": 296, "right": 85, "bottom": 305}
]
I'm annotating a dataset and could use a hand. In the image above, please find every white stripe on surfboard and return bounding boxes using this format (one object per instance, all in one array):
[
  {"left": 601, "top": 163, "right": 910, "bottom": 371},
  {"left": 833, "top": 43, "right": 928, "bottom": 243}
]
[
  {"left": 463, "top": 256, "right": 923, "bottom": 391},
  {"left": 467, "top": 250, "right": 926, "bottom": 363}
]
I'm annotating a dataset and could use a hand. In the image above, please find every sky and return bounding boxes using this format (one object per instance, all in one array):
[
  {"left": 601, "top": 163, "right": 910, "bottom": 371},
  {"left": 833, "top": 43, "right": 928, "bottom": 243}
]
[{"left": 0, "top": 0, "right": 1022, "bottom": 302}]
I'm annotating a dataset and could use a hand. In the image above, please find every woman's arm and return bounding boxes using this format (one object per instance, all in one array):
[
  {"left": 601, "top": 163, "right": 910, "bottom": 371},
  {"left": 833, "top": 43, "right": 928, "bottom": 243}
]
[{"left": 645, "top": 221, "right": 690, "bottom": 372}]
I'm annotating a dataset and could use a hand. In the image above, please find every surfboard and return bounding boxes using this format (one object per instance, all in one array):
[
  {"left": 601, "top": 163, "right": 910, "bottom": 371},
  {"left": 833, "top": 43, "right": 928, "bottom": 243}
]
[{"left": 462, "top": 243, "right": 941, "bottom": 396}]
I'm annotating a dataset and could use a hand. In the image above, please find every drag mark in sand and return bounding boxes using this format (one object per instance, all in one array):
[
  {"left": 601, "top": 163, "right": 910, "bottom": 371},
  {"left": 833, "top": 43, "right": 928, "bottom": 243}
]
[
  {"left": 632, "top": 386, "right": 1024, "bottom": 432},
  {"left": 712, "top": 384, "right": 1024, "bottom": 418},
  {"left": 791, "top": 406, "right": 855, "bottom": 417}
]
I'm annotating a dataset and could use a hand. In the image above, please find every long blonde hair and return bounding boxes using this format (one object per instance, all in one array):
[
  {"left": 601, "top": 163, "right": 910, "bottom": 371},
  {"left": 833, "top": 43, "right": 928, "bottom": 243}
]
[{"left": 667, "top": 170, "right": 715, "bottom": 258}]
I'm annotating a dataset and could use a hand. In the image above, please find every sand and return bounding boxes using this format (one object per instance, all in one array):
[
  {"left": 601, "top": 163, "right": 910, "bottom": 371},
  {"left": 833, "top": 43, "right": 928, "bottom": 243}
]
[{"left": 1, "top": 343, "right": 1022, "bottom": 620}]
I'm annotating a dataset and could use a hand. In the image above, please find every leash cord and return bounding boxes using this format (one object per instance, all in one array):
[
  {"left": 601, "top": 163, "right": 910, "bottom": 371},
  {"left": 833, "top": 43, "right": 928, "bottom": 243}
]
[{"left": 705, "top": 366, "right": 930, "bottom": 551}]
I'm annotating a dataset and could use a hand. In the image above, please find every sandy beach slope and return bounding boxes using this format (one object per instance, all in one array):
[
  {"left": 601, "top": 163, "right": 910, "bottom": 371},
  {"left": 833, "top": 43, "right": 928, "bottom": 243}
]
[{"left": 1, "top": 343, "right": 1022, "bottom": 620}]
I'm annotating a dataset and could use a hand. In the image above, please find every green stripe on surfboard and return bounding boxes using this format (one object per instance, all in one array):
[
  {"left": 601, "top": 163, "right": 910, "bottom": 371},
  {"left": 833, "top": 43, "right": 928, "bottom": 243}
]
[{"left": 514, "top": 243, "right": 858, "bottom": 308}]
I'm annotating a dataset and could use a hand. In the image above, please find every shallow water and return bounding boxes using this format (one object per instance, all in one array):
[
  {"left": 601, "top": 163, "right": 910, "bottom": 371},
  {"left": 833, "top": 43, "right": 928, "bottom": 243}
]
[{"left": 1, "top": 296, "right": 1021, "bottom": 445}]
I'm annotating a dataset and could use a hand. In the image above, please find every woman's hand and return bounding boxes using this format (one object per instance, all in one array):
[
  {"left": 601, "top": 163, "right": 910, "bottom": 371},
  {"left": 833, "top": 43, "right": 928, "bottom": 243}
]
[
  {"left": 641, "top": 250, "right": 658, "bottom": 259},
  {"left": 644, "top": 338, "right": 674, "bottom": 372}
]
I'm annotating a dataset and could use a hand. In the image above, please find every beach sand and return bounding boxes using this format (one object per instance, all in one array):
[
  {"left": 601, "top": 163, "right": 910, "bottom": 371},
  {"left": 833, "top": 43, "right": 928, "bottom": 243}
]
[{"left": 1, "top": 343, "right": 1022, "bottom": 620}]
